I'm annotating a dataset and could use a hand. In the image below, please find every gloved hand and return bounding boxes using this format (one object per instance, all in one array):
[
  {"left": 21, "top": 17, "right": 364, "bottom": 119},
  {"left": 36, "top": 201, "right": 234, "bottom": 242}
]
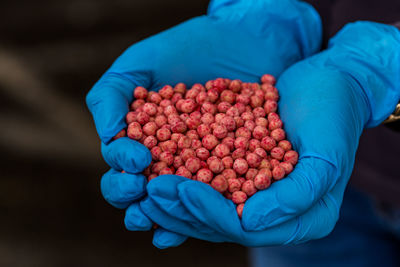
[
  {"left": 86, "top": 0, "right": 322, "bottom": 248},
  {"left": 137, "top": 21, "right": 400, "bottom": 247}
]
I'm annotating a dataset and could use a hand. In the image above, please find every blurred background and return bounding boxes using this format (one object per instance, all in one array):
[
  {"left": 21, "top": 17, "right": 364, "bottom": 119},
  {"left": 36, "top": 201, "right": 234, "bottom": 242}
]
[{"left": 0, "top": 0, "right": 248, "bottom": 266}]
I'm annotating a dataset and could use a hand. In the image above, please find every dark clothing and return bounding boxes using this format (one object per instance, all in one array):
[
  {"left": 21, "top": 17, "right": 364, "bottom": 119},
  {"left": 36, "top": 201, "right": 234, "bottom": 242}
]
[
  {"left": 305, "top": 0, "right": 400, "bottom": 47},
  {"left": 304, "top": 0, "right": 400, "bottom": 207}
]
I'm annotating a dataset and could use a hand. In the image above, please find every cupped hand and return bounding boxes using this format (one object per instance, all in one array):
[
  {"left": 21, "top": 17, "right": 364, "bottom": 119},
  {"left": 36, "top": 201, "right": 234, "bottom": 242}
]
[
  {"left": 86, "top": 0, "right": 322, "bottom": 248},
  {"left": 137, "top": 21, "right": 400, "bottom": 247}
]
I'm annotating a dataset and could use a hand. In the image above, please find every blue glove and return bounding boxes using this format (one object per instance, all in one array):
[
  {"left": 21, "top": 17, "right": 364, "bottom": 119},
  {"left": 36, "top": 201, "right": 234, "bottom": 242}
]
[
  {"left": 86, "top": 0, "right": 322, "bottom": 248},
  {"left": 137, "top": 21, "right": 400, "bottom": 247}
]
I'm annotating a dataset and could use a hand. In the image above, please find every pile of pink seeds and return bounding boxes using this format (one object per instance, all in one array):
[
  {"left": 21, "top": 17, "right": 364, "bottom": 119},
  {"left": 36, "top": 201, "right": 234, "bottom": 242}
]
[{"left": 113, "top": 74, "right": 298, "bottom": 217}]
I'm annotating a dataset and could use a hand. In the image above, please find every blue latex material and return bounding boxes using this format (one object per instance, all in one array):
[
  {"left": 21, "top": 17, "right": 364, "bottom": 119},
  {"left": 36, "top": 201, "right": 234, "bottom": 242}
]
[
  {"left": 137, "top": 22, "right": 400, "bottom": 247},
  {"left": 85, "top": 0, "right": 322, "bottom": 248}
]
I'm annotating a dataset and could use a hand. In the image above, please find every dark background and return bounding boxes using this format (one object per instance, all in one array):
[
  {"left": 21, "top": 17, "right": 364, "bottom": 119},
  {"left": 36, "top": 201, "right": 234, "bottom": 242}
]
[{"left": 0, "top": 0, "right": 247, "bottom": 266}]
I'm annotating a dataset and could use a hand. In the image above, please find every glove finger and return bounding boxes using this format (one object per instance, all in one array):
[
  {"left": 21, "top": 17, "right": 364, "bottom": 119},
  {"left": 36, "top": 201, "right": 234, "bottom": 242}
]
[
  {"left": 286, "top": 172, "right": 346, "bottom": 244},
  {"left": 124, "top": 202, "right": 153, "bottom": 231},
  {"left": 152, "top": 228, "right": 188, "bottom": 249},
  {"left": 283, "top": 189, "right": 341, "bottom": 245},
  {"left": 146, "top": 175, "right": 207, "bottom": 228},
  {"left": 242, "top": 156, "right": 337, "bottom": 231},
  {"left": 235, "top": 191, "right": 339, "bottom": 247},
  {"left": 177, "top": 181, "right": 300, "bottom": 246},
  {"left": 101, "top": 169, "right": 147, "bottom": 209},
  {"left": 177, "top": 180, "right": 242, "bottom": 236},
  {"left": 101, "top": 137, "right": 151, "bottom": 174},
  {"left": 145, "top": 175, "right": 339, "bottom": 247},
  {"left": 124, "top": 203, "right": 188, "bottom": 248},
  {"left": 86, "top": 72, "right": 147, "bottom": 144},
  {"left": 140, "top": 197, "right": 224, "bottom": 243}
]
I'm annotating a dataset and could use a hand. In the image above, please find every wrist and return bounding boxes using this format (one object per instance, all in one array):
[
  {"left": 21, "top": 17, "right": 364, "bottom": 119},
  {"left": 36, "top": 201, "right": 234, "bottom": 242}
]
[{"left": 324, "top": 21, "right": 400, "bottom": 127}]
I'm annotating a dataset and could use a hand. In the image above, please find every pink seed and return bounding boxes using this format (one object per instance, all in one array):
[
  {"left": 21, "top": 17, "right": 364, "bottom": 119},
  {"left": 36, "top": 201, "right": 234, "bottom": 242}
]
[
  {"left": 113, "top": 129, "right": 126, "bottom": 140},
  {"left": 143, "top": 103, "right": 158, "bottom": 116},
  {"left": 196, "top": 147, "right": 210, "bottom": 161},
  {"left": 201, "top": 113, "right": 215, "bottom": 124},
  {"left": 233, "top": 158, "right": 248, "bottom": 175},
  {"left": 268, "top": 112, "right": 280, "bottom": 122},
  {"left": 159, "top": 167, "right": 173, "bottom": 175},
  {"left": 221, "top": 116, "right": 236, "bottom": 131},
  {"left": 150, "top": 146, "right": 162, "bottom": 160},
  {"left": 202, "top": 134, "right": 219, "bottom": 150},
  {"left": 242, "top": 180, "right": 257, "bottom": 196},
  {"left": 261, "top": 74, "right": 276, "bottom": 85},
  {"left": 248, "top": 139, "right": 261, "bottom": 152},
  {"left": 177, "top": 136, "right": 192, "bottom": 149},
  {"left": 270, "top": 128, "right": 286, "bottom": 141},
  {"left": 245, "top": 168, "right": 258, "bottom": 181},
  {"left": 208, "top": 157, "right": 224, "bottom": 174},
  {"left": 278, "top": 140, "right": 292, "bottom": 151},
  {"left": 264, "top": 100, "right": 278, "bottom": 114},
  {"left": 142, "top": 122, "right": 158, "bottom": 136},
  {"left": 254, "top": 147, "right": 267, "bottom": 159},
  {"left": 152, "top": 161, "right": 168, "bottom": 174},
  {"left": 270, "top": 146, "right": 285, "bottom": 160},
  {"left": 175, "top": 166, "right": 192, "bottom": 179},
  {"left": 252, "top": 126, "right": 268, "bottom": 140},
  {"left": 159, "top": 151, "right": 174, "bottom": 166},
  {"left": 136, "top": 112, "right": 150, "bottom": 125},
  {"left": 143, "top": 136, "right": 158, "bottom": 149},
  {"left": 236, "top": 203, "right": 244, "bottom": 218},
  {"left": 180, "top": 148, "right": 196, "bottom": 162},
  {"left": 270, "top": 159, "right": 280, "bottom": 169},
  {"left": 244, "top": 120, "right": 256, "bottom": 132},
  {"left": 259, "top": 159, "right": 271, "bottom": 169},
  {"left": 191, "top": 139, "right": 202, "bottom": 149},
  {"left": 234, "top": 137, "right": 249, "bottom": 150},
  {"left": 254, "top": 172, "right": 272, "bottom": 190},
  {"left": 130, "top": 99, "right": 145, "bottom": 111},
  {"left": 222, "top": 169, "right": 237, "bottom": 180},
  {"left": 269, "top": 119, "right": 283, "bottom": 131},
  {"left": 173, "top": 156, "right": 184, "bottom": 169},
  {"left": 280, "top": 162, "right": 294, "bottom": 175},
  {"left": 134, "top": 86, "right": 148, "bottom": 99},
  {"left": 156, "top": 128, "right": 171, "bottom": 141},
  {"left": 211, "top": 175, "right": 228, "bottom": 192},
  {"left": 228, "top": 178, "right": 242, "bottom": 193},
  {"left": 235, "top": 127, "right": 252, "bottom": 139},
  {"left": 260, "top": 136, "right": 276, "bottom": 151},
  {"left": 214, "top": 143, "right": 230, "bottom": 158},
  {"left": 272, "top": 165, "right": 285, "bottom": 180},
  {"left": 246, "top": 153, "right": 262, "bottom": 168},
  {"left": 197, "top": 168, "right": 213, "bottom": 183},
  {"left": 148, "top": 92, "right": 162, "bottom": 104},
  {"left": 226, "top": 107, "right": 240, "bottom": 117},
  {"left": 201, "top": 102, "right": 217, "bottom": 114},
  {"left": 159, "top": 140, "right": 177, "bottom": 154},
  {"left": 220, "top": 90, "right": 236, "bottom": 104},
  {"left": 174, "top": 83, "right": 187, "bottom": 94},
  {"left": 232, "top": 148, "right": 246, "bottom": 160},
  {"left": 197, "top": 124, "right": 212, "bottom": 138},
  {"left": 127, "top": 122, "right": 143, "bottom": 140},
  {"left": 159, "top": 85, "right": 174, "bottom": 99},
  {"left": 221, "top": 156, "right": 234, "bottom": 169},
  {"left": 284, "top": 150, "right": 299, "bottom": 165},
  {"left": 232, "top": 191, "right": 247, "bottom": 204}
]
